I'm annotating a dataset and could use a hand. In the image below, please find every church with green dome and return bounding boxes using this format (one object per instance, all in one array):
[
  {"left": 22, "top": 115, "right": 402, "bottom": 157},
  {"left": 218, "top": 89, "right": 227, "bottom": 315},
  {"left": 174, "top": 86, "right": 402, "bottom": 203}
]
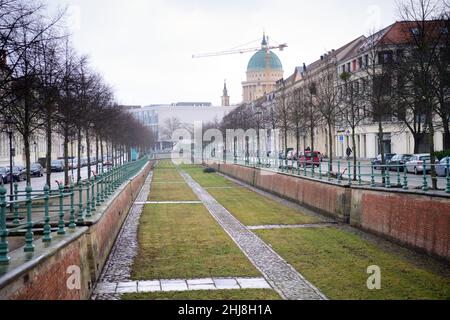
[{"left": 242, "top": 34, "right": 284, "bottom": 103}]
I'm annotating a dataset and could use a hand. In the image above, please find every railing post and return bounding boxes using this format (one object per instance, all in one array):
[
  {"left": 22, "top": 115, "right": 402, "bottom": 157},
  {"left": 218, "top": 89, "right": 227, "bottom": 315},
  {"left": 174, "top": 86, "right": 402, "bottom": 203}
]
[
  {"left": 370, "top": 163, "right": 376, "bottom": 188},
  {"left": 96, "top": 174, "right": 101, "bottom": 206},
  {"left": 91, "top": 176, "right": 96, "bottom": 212},
  {"left": 358, "top": 161, "right": 362, "bottom": 185},
  {"left": 77, "top": 182, "right": 84, "bottom": 223},
  {"left": 446, "top": 158, "right": 450, "bottom": 194},
  {"left": 385, "top": 164, "right": 391, "bottom": 188},
  {"left": 319, "top": 158, "right": 322, "bottom": 180},
  {"left": 69, "top": 182, "right": 76, "bottom": 229},
  {"left": 347, "top": 161, "right": 351, "bottom": 185},
  {"left": 24, "top": 185, "right": 34, "bottom": 252},
  {"left": 57, "top": 184, "right": 66, "bottom": 235},
  {"left": 403, "top": 165, "right": 409, "bottom": 190},
  {"left": 86, "top": 178, "right": 91, "bottom": 218},
  {"left": 13, "top": 183, "right": 19, "bottom": 225},
  {"left": 397, "top": 165, "right": 401, "bottom": 187},
  {"left": 42, "top": 184, "right": 52, "bottom": 242},
  {"left": 311, "top": 160, "right": 315, "bottom": 178},
  {"left": 0, "top": 185, "right": 10, "bottom": 264},
  {"left": 337, "top": 161, "right": 341, "bottom": 183},
  {"left": 422, "top": 160, "right": 429, "bottom": 191}
]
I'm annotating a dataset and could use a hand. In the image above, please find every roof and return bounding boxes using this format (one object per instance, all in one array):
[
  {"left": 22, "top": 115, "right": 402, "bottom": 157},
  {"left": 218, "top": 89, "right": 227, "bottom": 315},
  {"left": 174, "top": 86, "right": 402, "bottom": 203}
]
[{"left": 247, "top": 49, "right": 283, "bottom": 71}]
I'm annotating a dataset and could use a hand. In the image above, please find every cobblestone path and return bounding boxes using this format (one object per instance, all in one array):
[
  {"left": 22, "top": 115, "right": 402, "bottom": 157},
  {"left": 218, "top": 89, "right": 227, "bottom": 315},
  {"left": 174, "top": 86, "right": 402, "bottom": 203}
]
[{"left": 179, "top": 170, "right": 327, "bottom": 300}]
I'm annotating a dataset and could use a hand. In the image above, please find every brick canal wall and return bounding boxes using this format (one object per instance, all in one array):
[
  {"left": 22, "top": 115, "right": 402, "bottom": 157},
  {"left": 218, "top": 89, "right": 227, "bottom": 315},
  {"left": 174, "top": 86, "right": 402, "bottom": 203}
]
[
  {"left": 0, "top": 161, "right": 153, "bottom": 300},
  {"left": 210, "top": 162, "right": 450, "bottom": 262}
]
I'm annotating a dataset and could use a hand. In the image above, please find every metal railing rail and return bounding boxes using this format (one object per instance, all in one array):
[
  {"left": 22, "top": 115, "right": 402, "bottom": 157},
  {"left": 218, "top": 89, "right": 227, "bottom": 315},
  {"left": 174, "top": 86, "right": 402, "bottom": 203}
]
[{"left": 0, "top": 156, "right": 149, "bottom": 265}]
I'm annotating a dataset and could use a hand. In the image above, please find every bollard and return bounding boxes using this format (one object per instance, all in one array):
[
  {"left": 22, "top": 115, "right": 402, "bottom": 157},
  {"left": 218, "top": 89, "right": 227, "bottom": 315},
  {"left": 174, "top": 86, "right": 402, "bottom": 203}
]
[
  {"left": 57, "top": 184, "right": 65, "bottom": 235},
  {"left": 13, "top": 183, "right": 19, "bottom": 225},
  {"left": 69, "top": 182, "right": 76, "bottom": 229},
  {"left": 422, "top": 160, "right": 429, "bottom": 191},
  {"left": 403, "top": 165, "right": 409, "bottom": 190},
  {"left": 24, "top": 185, "right": 35, "bottom": 252},
  {"left": 42, "top": 184, "right": 52, "bottom": 242},
  {"left": 0, "top": 185, "right": 10, "bottom": 264},
  {"left": 77, "top": 182, "right": 84, "bottom": 223}
]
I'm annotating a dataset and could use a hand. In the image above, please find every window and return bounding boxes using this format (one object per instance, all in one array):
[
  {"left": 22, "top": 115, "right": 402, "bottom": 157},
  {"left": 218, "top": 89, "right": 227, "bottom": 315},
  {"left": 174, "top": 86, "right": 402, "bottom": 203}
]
[
  {"left": 352, "top": 60, "right": 357, "bottom": 71},
  {"left": 364, "top": 55, "right": 369, "bottom": 66},
  {"left": 342, "top": 65, "right": 346, "bottom": 74},
  {"left": 411, "top": 28, "right": 420, "bottom": 36},
  {"left": 347, "top": 63, "right": 351, "bottom": 72},
  {"left": 358, "top": 57, "right": 363, "bottom": 69}
]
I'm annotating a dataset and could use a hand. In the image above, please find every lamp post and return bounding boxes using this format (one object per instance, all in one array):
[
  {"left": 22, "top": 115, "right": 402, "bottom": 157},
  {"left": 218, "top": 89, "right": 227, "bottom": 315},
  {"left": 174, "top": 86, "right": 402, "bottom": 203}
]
[
  {"left": 4, "top": 117, "right": 14, "bottom": 214},
  {"left": 33, "top": 141, "right": 37, "bottom": 163}
]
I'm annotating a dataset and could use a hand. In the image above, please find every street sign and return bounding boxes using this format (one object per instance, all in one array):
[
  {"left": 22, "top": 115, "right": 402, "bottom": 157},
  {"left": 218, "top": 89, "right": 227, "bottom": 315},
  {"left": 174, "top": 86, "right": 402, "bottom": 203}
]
[{"left": 339, "top": 136, "right": 344, "bottom": 143}]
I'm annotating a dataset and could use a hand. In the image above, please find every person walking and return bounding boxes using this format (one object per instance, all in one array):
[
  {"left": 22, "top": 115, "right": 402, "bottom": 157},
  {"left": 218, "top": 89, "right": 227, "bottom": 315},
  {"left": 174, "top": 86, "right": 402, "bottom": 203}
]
[{"left": 346, "top": 146, "right": 352, "bottom": 160}]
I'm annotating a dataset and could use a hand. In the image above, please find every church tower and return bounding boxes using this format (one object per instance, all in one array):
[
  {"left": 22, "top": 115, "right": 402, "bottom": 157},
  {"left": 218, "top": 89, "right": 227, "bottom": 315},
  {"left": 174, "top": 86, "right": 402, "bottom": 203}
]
[{"left": 221, "top": 81, "right": 230, "bottom": 107}]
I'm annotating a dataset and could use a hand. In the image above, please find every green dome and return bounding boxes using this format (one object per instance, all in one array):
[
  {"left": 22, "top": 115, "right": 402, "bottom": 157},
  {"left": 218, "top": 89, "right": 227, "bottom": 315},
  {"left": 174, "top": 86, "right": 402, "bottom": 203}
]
[{"left": 247, "top": 49, "right": 283, "bottom": 71}]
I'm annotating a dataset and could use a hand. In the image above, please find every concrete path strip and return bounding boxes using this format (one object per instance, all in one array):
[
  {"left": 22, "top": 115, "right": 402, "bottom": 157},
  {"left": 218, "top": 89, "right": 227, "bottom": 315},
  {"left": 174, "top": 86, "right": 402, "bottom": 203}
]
[
  {"left": 179, "top": 170, "right": 327, "bottom": 301},
  {"left": 94, "top": 277, "right": 271, "bottom": 294}
]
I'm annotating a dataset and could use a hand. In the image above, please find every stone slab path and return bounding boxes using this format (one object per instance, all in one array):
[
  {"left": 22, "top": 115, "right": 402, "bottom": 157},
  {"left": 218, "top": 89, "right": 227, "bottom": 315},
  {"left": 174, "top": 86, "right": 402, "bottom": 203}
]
[
  {"left": 94, "top": 277, "right": 271, "bottom": 295},
  {"left": 180, "top": 170, "right": 327, "bottom": 300},
  {"left": 135, "top": 201, "right": 202, "bottom": 205}
]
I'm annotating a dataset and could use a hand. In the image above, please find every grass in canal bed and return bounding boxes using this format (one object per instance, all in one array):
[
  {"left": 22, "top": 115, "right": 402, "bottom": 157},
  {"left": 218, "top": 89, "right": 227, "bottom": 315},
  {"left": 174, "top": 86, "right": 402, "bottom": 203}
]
[
  {"left": 255, "top": 227, "right": 450, "bottom": 300},
  {"left": 122, "top": 289, "right": 281, "bottom": 300},
  {"left": 148, "top": 180, "right": 198, "bottom": 201},
  {"left": 152, "top": 168, "right": 184, "bottom": 182},
  {"left": 131, "top": 204, "right": 260, "bottom": 280},
  {"left": 181, "top": 166, "right": 320, "bottom": 226}
]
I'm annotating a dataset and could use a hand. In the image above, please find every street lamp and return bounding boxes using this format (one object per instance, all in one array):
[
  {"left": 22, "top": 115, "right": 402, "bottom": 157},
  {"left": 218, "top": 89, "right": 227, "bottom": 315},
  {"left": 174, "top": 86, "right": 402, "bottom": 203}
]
[
  {"left": 33, "top": 141, "right": 37, "bottom": 163},
  {"left": 4, "top": 117, "right": 14, "bottom": 214}
]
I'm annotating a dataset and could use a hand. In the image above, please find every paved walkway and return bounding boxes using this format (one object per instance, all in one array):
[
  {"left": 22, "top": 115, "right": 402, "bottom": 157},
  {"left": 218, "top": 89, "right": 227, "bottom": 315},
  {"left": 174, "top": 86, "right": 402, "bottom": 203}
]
[
  {"left": 179, "top": 170, "right": 327, "bottom": 300},
  {"left": 91, "top": 171, "right": 153, "bottom": 300},
  {"left": 94, "top": 277, "right": 271, "bottom": 294}
]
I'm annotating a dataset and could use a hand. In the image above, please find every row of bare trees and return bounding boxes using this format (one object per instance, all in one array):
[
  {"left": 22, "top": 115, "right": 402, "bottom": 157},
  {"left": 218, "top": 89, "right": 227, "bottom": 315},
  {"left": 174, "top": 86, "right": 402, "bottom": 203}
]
[
  {"left": 0, "top": 0, "right": 154, "bottom": 188},
  {"left": 220, "top": 0, "right": 449, "bottom": 190}
]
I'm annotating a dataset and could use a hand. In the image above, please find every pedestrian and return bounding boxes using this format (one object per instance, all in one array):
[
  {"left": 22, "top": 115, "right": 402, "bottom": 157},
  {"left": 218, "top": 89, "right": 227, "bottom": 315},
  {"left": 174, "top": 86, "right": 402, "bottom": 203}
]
[{"left": 346, "top": 146, "right": 352, "bottom": 159}]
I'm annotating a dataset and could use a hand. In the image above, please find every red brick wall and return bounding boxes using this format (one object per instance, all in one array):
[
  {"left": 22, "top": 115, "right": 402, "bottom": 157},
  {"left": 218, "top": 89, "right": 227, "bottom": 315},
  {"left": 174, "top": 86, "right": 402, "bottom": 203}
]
[{"left": 355, "top": 190, "right": 450, "bottom": 261}]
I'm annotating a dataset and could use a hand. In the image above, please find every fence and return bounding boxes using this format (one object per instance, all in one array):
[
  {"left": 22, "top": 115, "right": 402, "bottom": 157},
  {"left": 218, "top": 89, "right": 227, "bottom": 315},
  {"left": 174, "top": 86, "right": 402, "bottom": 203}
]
[{"left": 0, "top": 156, "right": 149, "bottom": 265}]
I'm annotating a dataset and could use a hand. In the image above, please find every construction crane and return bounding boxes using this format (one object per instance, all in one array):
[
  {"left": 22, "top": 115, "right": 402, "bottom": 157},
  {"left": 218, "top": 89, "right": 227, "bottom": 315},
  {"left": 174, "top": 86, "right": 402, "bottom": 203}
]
[{"left": 192, "top": 35, "right": 287, "bottom": 59}]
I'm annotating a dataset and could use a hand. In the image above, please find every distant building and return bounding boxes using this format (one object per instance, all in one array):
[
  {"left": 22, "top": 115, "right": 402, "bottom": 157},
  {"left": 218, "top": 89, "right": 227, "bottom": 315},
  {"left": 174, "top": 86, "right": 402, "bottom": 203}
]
[{"left": 221, "top": 81, "right": 230, "bottom": 107}]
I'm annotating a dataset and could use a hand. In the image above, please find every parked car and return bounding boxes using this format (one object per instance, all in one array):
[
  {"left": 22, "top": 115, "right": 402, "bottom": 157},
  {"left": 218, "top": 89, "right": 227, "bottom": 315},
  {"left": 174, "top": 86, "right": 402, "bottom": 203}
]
[
  {"left": 81, "top": 158, "right": 88, "bottom": 167},
  {"left": 6, "top": 166, "right": 26, "bottom": 182},
  {"left": 299, "top": 151, "right": 321, "bottom": 167},
  {"left": 68, "top": 158, "right": 79, "bottom": 169},
  {"left": 371, "top": 153, "right": 396, "bottom": 170},
  {"left": 30, "top": 163, "right": 44, "bottom": 177},
  {"left": 436, "top": 156, "right": 450, "bottom": 177},
  {"left": 0, "top": 167, "right": 11, "bottom": 184},
  {"left": 387, "top": 154, "right": 413, "bottom": 171},
  {"left": 405, "top": 154, "right": 431, "bottom": 175},
  {"left": 51, "top": 160, "right": 65, "bottom": 172}
]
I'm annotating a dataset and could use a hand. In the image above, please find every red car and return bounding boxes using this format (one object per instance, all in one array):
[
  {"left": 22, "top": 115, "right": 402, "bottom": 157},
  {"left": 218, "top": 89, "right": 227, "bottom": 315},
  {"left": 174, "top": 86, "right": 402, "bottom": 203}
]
[{"left": 299, "top": 151, "right": 321, "bottom": 167}]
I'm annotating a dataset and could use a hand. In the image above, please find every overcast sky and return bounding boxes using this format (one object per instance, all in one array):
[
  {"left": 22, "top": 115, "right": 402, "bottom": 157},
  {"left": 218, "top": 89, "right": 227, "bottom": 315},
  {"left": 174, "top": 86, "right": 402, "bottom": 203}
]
[{"left": 45, "top": 0, "right": 399, "bottom": 106}]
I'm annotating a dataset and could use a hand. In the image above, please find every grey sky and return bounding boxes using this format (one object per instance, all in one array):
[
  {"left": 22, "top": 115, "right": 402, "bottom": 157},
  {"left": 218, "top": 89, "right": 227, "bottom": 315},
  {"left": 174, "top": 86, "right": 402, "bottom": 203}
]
[{"left": 46, "top": 0, "right": 399, "bottom": 106}]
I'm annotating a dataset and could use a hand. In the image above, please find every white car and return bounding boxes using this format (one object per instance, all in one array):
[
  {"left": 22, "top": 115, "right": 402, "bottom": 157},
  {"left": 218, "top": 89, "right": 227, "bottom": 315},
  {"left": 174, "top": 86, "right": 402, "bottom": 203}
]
[{"left": 405, "top": 154, "right": 431, "bottom": 175}]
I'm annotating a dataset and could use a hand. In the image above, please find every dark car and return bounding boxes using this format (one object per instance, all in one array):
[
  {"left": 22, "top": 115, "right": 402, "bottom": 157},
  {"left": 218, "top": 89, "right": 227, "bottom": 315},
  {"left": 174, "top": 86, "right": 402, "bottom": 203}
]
[
  {"left": 51, "top": 160, "right": 65, "bottom": 172},
  {"left": 30, "top": 163, "right": 44, "bottom": 177},
  {"left": 371, "top": 153, "right": 396, "bottom": 170},
  {"left": 6, "top": 166, "right": 26, "bottom": 182},
  {"left": 0, "top": 167, "right": 11, "bottom": 184},
  {"left": 388, "top": 154, "right": 413, "bottom": 171}
]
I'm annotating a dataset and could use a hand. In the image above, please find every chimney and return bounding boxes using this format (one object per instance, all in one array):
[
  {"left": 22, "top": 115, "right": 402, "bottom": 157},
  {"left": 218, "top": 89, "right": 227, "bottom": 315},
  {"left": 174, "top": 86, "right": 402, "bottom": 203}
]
[{"left": 320, "top": 55, "right": 324, "bottom": 60}]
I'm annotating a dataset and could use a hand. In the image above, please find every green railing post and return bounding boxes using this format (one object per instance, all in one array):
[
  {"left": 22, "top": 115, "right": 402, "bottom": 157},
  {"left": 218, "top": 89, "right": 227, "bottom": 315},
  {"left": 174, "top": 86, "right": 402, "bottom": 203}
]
[
  {"left": 370, "top": 163, "right": 376, "bottom": 187},
  {"left": 91, "top": 176, "right": 96, "bottom": 212},
  {"left": 0, "top": 185, "right": 10, "bottom": 264},
  {"left": 319, "top": 159, "right": 322, "bottom": 180},
  {"left": 57, "top": 184, "right": 65, "bottom": 235},
  {"left": 96, "top": 174, "right": 101, "bottom": 206},
  {"left": 396, "top": 165, "right": 401, "bottom": 187},
  {"left": 77, "top": 182, "right": 84, "bottom": 223},
  {"left": 422, "top": 160, "right": 429, "bottom": 191},
  {"left": 337, "top": 161, "right": 341, "bottom": 183},
  {"left": 446, "top": 158, "right": 450, "bottom": 194},
  {"left": 347, "top": 161, "right": 351, "bottom": 185},
  {"left": 99, "top": 173, "right": 105, "bottom": 203},
  {"left": 42, "top": 184, "right": 52, "bottom": 242},
  {"left": 69, "top": 182, "right": 76, "bottom": 229},
  {"left": 86, "top": 178, "right": 91, "bottom": 218},
  {"left": 311, "top": 160, "right": 315, "bottom": 178},
  {"left": 358, "top": 161, "right": 362, "bottom": 185},
  {"left": 13, "top": 183, "right": 19, "bottom": 225},
  {"left": 24, "top": 185, "right": 34, "bottom": 252},
  {"left": 403, "top": 165, "right": 409, "bottom": 190},
  {"left": 385, "top": 164, "right": 391, "bottom": 188}
]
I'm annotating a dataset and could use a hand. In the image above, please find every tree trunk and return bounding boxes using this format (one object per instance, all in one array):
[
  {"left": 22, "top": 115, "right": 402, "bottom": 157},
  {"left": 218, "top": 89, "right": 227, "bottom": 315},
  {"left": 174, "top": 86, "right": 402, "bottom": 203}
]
[
  {"left": 77, "top": 128, "right": 82, "bottom": 183},
  {"left": 428, "top": 114, "right": 437, "bottom": 189},
  {"left": 352, "top": 127, "right": 357, "bottom": 180},
  {"left": 328, "top": 121, "right": 333, "bottom": 172},
  {"left": 95, "top": 135, "right": 99, "bottom": 174},
  {"left": 378, "top": 120, "right": 385, "bottom": 184},
  {"left": 23, "top": 133, "right": 31, "bottom": 185},
  {"left": 45, "top": 111, "right": 52, "bottom": 188},
  {"left": 63, "top": 131, "right": 69, "bottom": 186},
  {"left": 442, "top": 118, "right": 450, "bottom": 150},
  {"left": 100, "top": 137, "right": 104, "bottom": 173},
  {"left": 86, "top": 128, "right": 91, "bottom": 179}
]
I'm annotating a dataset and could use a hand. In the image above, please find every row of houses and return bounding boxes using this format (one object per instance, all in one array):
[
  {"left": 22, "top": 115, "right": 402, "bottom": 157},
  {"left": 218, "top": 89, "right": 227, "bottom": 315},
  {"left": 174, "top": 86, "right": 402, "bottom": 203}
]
[{"left": 249, "top": 21, "right": 449, "bottom": 160}]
